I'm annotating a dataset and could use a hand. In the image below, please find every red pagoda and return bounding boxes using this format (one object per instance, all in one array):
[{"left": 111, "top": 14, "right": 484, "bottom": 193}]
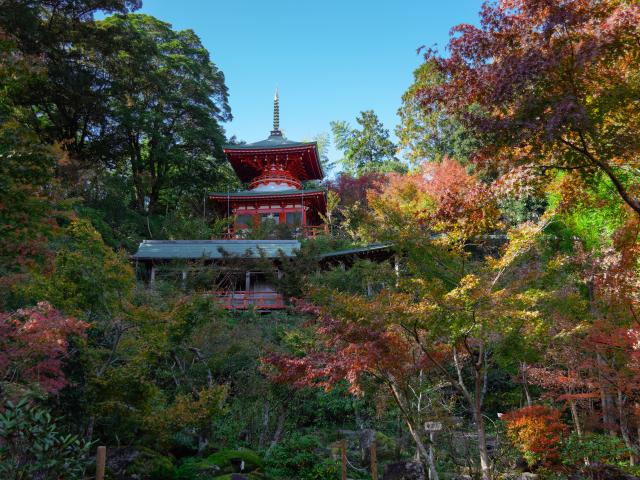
[{"left": 210, "top": 91, "right": 328, "bottom": 238}]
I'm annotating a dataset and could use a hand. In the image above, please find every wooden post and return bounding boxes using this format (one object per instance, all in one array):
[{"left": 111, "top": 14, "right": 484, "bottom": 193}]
[
  {"left": 96, "top": 445, "right": 106, "bottom": 480},
  {"left": 371, "top": 440, "right": 378, "bottom": 480},
  {"left": 149, "top": 265, "right": 156, "bottom": 286},
  {"left": 341, "top": 439, "right": 347, "bottom": 480}
]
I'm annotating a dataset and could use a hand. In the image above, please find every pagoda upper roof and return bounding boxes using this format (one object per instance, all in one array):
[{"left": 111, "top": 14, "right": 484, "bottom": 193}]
[
  {"left": 223, "top": 134, "right": 324, "bottom": 183},
  {"left": 225, "top": 134, "right": 316, "bottom": 151}
]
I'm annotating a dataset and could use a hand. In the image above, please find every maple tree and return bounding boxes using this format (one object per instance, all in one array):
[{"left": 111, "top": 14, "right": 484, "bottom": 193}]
[
  {"left": 502, "top": 405, "right": 569, "bottom": 468},
  {"left": 267, "top": 158, "right": 552, "bottom": 480},
  {"left": 0, "top": 302, "right": 88, "bottom": 395},
  {"left": 419, "top": 0, "right": 640, "bottom": 215}
]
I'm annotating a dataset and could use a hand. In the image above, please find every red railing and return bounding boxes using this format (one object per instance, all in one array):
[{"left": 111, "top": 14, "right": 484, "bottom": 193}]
[
  {"left": 211, "top": 291, "right": 286, "bottom": 310},
  {"left": 215, "top": 224, "right": 328, "bottom": 240},
  {"left": 301, "top": 225, "right": 329, "bottom": 238}
]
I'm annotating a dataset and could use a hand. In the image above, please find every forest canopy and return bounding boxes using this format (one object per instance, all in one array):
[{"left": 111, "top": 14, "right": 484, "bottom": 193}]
[{"left": 1, "top": 1, "right": 640, "bottom": 480}]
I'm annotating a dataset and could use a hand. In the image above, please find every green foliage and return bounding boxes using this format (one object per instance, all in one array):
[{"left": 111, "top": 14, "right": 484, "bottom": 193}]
[
  {"left": 95, "top": 13, "right": 232, "bottom": 212},
  {"left": 0, "top": 398, "right": 93, "bottom": 480},
  {"left": 310, "top": 259, "right": 395, "bottom": 296},
  {"left": 561, "top": 433, "right": 631, "bottom": 470},
  {"left": 0, "top": 121, "right": 62, "bottom": 290},
  {"left": 554, "top": 175, "right": 627, "bottom": 250},
  {"left": 331, "top": 110, "right": 405, "bottom": 175},
  {"left": 13, "top": 219, "right": 135, "bottom": 317},
  {"left": 129, "top": 448, "right": 177, "bottom": 480},
  {"left": 176, "top": 449, "right": 263, "bottom": 479},
  {"left": 265, "top": 434, "right": 339, "bottom": 480},
  {"left": 396, "top": 60, "right": 479, "bottom": 164}
]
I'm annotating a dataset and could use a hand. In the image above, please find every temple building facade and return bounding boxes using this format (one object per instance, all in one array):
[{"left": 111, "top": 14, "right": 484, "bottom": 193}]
[
  {"left": 210, "top": 90, "right": 328, "bottom": 239},
  {"left": 132, "top": 92, "right": 391, "bottom": 310}
]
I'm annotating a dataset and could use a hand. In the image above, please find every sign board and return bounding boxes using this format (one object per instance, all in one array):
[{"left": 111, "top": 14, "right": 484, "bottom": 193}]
[{"left": 424, "top": 421, "right": 443, "bottom": 432}]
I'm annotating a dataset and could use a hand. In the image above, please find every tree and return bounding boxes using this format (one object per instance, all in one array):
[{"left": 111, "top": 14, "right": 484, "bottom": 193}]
[
  {"left": 266, "top": 159, "right": 544, "bottom": 480},
  {"left": 420, "top": 0, "right": 640, "bottom": 215},
  {"left": 396, "top": 60, "right": 479, "bottom": 164},
  {"left": 96, "top": 14, "right": 231, "bottom": 211},
  {"left": 331, "top": 110, "right": 405, "bottom": 176},
  {"left": 0, "top": 0, "right": 141, "bottom": 167},
  {"left": 502, "top": 405, "right": 569, "bottom": 468},
  {"left": 0, "top": 397, "right": 93, "bottom": 479},
  {"left": 0, "top": 302, "right": 88, "bottom": 395}
]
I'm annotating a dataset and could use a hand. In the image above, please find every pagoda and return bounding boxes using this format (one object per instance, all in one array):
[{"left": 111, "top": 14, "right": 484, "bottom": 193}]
[
  {"left": 133, "top": 92, "right": 391, "bottom": 311},
  {"left": 209, "top": 91, "right": 328, "bottom": 238}
]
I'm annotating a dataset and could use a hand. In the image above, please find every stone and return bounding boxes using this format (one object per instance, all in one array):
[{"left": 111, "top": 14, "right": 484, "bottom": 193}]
[
  {"left": 569, "top": 464, "right": 640, "bottom": 480},
  {"left": 382, "top": 461, "right": 425, "bottom": 480}
]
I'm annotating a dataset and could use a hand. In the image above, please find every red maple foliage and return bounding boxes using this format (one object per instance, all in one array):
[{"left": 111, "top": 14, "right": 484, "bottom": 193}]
[
  {"left": 264, "top": 299, "right": 416, "bottom": 395},
  {"left": 420, "top": 0, "right": 640, "bottom": 214},
  {"left": 324, "top": 172, "right": 387, "bottom": 209},
  {"left": 502, "top": 405, "right": 569, "bottom": 467},
  {"left": 0, "top": 302, "right": 89, "bottom": 394}
]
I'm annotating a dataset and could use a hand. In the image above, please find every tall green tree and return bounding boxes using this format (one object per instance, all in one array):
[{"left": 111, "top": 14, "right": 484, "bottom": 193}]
[
  {"left": 96, "top": 14, "right": 231, "bottom": 212},
  {"left": 0, "top": 0, "right": 141, "bottom": 169},
  {"left": 331, "top": 110, "right": 405, "bottom": 176},
  {"left": 396, "top": 60, "right": 479, "bottom": 164}
]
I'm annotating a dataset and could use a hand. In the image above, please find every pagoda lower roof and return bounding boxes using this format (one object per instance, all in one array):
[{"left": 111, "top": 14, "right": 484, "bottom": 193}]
[{"left": 209, "top": 188, "right": 326, "bottom": 199}]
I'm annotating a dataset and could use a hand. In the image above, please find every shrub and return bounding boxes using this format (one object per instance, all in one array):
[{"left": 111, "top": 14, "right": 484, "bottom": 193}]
[
  {"left": 502, "top": 405, "right": 568, "bottom": 468},
  {"left": 264, "top": 434, "right": 339, "bottom": 480},
  {"left": 561, "top": 433, "right": 632, "bottom": 470},
  {"left": 0, "top": 398, "right": 93, "bottom": 479}
]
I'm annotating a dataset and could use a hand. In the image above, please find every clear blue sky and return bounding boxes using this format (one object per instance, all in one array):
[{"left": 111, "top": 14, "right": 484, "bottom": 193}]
[{"left": 137, "top": 0, "right": 483, "bottom": 170}]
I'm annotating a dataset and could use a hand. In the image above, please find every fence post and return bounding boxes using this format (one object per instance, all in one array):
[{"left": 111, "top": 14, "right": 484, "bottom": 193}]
[
  {"left": 341, "top": 439, "right": 347, "bottom": 480},
  {"left": 96, "top": 445, "right": 106, "bottom": 480},
  {"left": 371, "top": 440, "right": 378, "bottom": 480}
]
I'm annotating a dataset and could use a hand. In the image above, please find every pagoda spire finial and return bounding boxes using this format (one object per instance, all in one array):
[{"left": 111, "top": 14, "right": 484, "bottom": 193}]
[{"left": 271, "top": 88, "right": 282, "bottom": 136}]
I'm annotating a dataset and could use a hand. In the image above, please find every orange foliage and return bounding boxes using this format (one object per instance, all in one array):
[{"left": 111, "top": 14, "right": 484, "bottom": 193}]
[{"left": 502, "top": 405, "right": 569, "bottom": 467}]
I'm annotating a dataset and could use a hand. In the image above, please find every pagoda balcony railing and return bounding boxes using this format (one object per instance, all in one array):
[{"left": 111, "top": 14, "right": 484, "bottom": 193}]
[
  {"left": 216, "top": 224, "right": 328, "bottom": 240},
  {"left": 209, "top": 290, "right": 286, "bottom": 310},
  {"left": 248, "top": 173, "right": 301, "bottom": 190}
]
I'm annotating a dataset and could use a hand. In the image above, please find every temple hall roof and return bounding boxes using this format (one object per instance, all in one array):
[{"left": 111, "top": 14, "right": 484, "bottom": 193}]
[{"left": 132, "top": 240, "right": 300, "bottom": 260}]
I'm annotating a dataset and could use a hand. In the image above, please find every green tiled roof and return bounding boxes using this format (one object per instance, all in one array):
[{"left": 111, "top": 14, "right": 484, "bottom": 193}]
[
  {"left": 210, "top": 187, "right": 326, "bottom": 198},
  {"left": 132, "top": 240, "right": 300, "bottom": 260},
  {"left": 225, "top": 135, "right": 316, "bottom": 150}
]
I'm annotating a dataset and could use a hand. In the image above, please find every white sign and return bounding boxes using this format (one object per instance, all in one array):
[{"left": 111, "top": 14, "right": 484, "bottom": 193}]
[{"left": 424, "top": 421, "right": 443, "bottom": 432}]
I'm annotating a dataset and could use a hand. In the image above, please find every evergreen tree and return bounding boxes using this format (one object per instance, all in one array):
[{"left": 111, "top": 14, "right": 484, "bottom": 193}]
[{"left": 331, "top": 110, "right": 405, "bottom": 176}]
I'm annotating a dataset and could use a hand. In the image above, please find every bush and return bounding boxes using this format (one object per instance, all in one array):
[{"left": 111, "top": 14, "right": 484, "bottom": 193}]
[
  {"left": 129, "top": 448, "right": 176, "bottom": 479},
  {"left": 175, "top": 449, "right": 263, "bottom": 479},
  {"left": 265, "top": 434, "right": 339, "bottom": 480},
  {"left": 502, "top": 405, "right": 568, "bottom": 468},
  {"left": 561, "top": 433, "right": 632, "bottom": 470},
  {"left": 0, "top": 398, "right": 93, "bottom": 479}
]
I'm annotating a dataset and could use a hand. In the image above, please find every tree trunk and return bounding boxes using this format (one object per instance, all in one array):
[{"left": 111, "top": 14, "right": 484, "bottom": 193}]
[
  {"left": 597, "top": 353, "right": 617, "bottom": 435},
  {"left": 389, "top": 383, "right": 439, "bottom": 480},
  {"left": 475, "top": 405, "right": 491, "bottom": 480},
  {"left": 569, "top": 399, "right": 583, "bottom": 436},
  {"left": 520, "top": 362, "right": 532, "bottom": 407},
  {"left": 267, "top": 410, "right": 286, "bottom": 454},
  {"left": 617, "top": 390, "right": 637, "bottom": 466},
  {"left": 472, "top": 344, "right": 491, "bottom": 480},
  {"left": 258, "top": 400, "right": 270, "bottom": 450}
]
